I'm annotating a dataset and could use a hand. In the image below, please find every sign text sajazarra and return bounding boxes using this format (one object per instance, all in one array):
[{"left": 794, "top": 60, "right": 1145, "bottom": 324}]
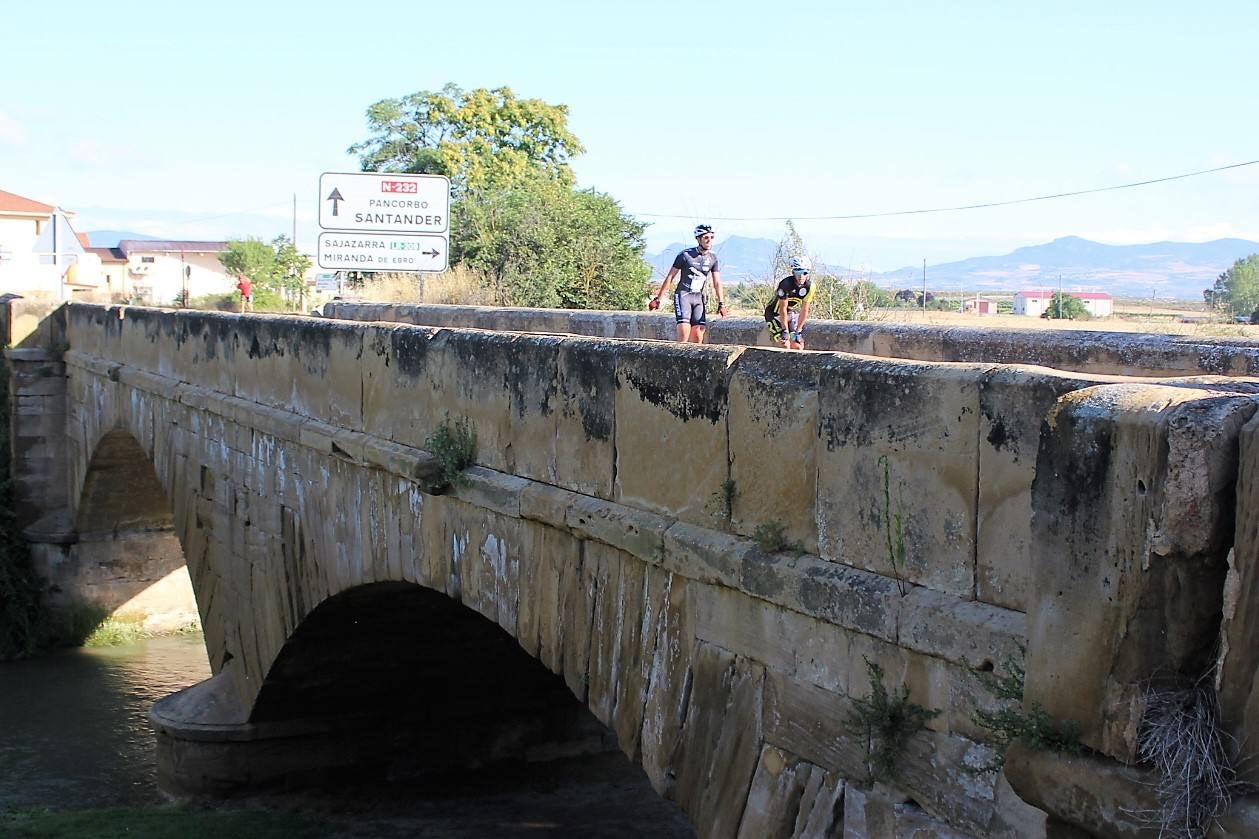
[{"left": 317, "top": 232, "right": 448, "bottom": 272}]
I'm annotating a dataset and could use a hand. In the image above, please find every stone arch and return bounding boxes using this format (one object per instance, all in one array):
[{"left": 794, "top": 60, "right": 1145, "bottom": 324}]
[
  {"left": 51, "top": 426, "right": 198, "bottom": 636},
  {"left": 247, "top": 581, "right": 614, "bottom": 779}
]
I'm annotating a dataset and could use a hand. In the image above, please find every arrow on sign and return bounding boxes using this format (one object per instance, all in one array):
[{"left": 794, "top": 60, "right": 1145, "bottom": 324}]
[
  {"left": 423, "top": 248, "right": 440, "bottom": 258},
  {"left": 326, "top": 187, "right": 344, "bottom": 216}
]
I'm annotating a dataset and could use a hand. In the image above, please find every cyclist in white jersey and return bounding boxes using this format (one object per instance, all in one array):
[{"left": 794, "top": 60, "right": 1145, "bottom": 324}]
[{"left": 649, "top": 223, "right": 728, "bottom": 344}]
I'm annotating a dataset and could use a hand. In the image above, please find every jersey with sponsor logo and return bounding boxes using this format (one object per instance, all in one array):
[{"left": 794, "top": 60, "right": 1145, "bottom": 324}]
[
  {"left": 763, "top": 276, "right": 814, "bottom": 320},
  {"left": 671, "top": 247, "right": 720, "bottom": 294}
]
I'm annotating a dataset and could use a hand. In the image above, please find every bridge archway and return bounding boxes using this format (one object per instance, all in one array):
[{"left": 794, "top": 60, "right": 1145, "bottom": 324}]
[
  {"left": 44, "top": 427, "right": 199, "bottom": 641},
  {"left": 250, "top": 581, "right": 618, "bottom": 778}
]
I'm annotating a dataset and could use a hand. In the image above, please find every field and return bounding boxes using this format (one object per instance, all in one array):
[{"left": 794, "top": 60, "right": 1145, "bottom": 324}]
[{"left": 851, "top": 309, "right": 1258, "bottom": 338}]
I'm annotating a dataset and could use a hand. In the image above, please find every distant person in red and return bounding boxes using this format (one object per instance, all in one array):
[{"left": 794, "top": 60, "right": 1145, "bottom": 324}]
[{"left": 235, "top": 274, "right": 253, "bottom": 312}]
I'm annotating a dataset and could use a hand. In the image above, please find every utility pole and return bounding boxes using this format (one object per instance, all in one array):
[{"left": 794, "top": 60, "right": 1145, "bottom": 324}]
[
  {"left": 922, "top": 258, "right": 927, "bottom": 318},
  {"left": 292, "top": 193, "right": 297, "bottom": 246},
  {"left": 1057, "top": 274, "right": 1063, "bottom": 318}
]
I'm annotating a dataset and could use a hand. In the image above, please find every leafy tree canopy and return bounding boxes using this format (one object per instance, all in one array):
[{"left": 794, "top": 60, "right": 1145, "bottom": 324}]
[
  {"left": 347, "top": 84, "right": 585, "bottom": 195},
  {"left": 218, "top": 236, "right": 311, "bottom": 310},
  {"left": 350, "top": 84, "right": 646, "bottom": 311},
  {"left": 1208, "top": 254, "right": 1259, "bottom": 316},
  {"left": 1040, "top": 292, "right": 1089, "bottom": 320},
  {"left": 453, "top": 175, "right": 649, "bottom": 310}
]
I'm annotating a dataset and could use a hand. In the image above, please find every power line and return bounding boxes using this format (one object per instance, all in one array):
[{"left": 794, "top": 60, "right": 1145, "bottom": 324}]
[{"left": 633, "top": 158, "right": 1259, "bottom": 222}]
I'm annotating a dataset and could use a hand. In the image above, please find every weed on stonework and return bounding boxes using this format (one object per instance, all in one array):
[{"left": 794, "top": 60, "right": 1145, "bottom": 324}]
[
  {"left": 752, "top": 521, "right": 803, "bottom": 554},
  {"left": 710, "top": 478, "right": 738, "bottom": 523},
  {"left": 424, "top": 414, "right": 477, "bottom": 491},
  {"left": 845, "top": 657, "right": 940, "bottom": 786},
  {"left": 969, "top": 653, "right": 1082, "bottom": 773}
]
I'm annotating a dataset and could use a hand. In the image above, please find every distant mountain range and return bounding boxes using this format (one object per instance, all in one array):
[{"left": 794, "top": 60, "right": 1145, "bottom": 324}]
[{"left": 645, "top": 236, "right": 1259, "bottom": 301}]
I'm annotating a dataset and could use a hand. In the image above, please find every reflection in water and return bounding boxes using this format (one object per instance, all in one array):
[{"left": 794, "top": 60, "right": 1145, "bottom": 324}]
[
  {"left": 0, "top": 635, "right": 695, "bottom": 836},
  {"left": 0, "top": 635, "right": 210, "bottom": 810}
]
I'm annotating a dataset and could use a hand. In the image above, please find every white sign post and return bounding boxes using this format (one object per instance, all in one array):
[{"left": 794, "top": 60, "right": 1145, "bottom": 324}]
[{"left": 317, "top": 172, "right": 450, "bottom": 273}]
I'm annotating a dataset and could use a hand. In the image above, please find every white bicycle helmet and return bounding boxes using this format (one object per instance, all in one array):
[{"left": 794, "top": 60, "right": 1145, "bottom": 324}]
[
  {"left": 789, "top": 256, "right": 812, "bottom": 272},
  {"left": 694, "top": 224, "right": 715, "bottom": 238}
]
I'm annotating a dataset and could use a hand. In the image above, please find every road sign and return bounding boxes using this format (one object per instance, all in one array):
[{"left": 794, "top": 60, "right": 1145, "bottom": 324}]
[
  {"left": 318, "top": 172, "right": 450, "bottom": 235},
  {"left": 317, "top": 232, "right": 448, "bottom": 272}
]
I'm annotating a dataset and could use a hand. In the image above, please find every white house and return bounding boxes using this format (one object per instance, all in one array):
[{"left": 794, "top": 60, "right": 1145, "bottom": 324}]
[
  {"left": 0, "top": 189, "right": 106, "bottom": 299},
  {"left": 116, "top": 240, "right": 232, "bottom": 305},
  {"left": 1013, "top": 289, "right": 1114, "bottom": 318}
]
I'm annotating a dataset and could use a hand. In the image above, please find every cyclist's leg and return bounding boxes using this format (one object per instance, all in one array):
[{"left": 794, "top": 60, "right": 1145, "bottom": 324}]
[
  {"left": 674, "top": 292, "right": 691, "bottom": 341},
  {"left": 690, "top": 295, "right": 708, "bottom": 343}
]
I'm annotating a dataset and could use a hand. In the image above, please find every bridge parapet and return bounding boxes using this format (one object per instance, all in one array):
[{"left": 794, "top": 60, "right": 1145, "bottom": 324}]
[
  {"left": 18, "top": 301, "right": 1259, "bottom": 836},
  {"left": 325, "top": 301, "right": 1259, "bottom": 379}
]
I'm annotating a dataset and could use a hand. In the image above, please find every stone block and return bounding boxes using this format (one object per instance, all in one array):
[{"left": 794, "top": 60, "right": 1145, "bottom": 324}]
[
  {"left": 640, "top": 573, "right": 697, "bottom": 796},
  {"left": 817, "top": 357, "right": 989, "bottom": 597},
  {"left": 672, "top": 642, "right": 766, "bottom": 839},
  {"left": 1026, "top": 384, "right": 1253, "bottom": 760},
  {"left": 727, "top": 348, "right": 822, "bottom": 552},
  {"left": 554, "top": 337, "right": 618, "bottom": 498},
  {"left": 1217, "top": 415, "right": 1259, "bottom": 774},
  {"left": 662, "top": 521, "right": 750, "bottom": 588},
  {"left": 976, "top": 365, "right": 1116, "bottom": 611},
  {"left": 566, "top": 494, "right": 668, "bottom": 565},
  {"left": 451, "top": 466, "right": 530, "bottom": 518},
  {"left": 743, "top": 551, "right": 901, "bottom": 644},
  {"left": 613, "top": 341, "right": 741, "bottom": 525},
  {"left": 519, "top": 482, "right": 579, "bottom": 531},
  {"left": 736, "top": 745, "right": 844, "bottom": 839}
]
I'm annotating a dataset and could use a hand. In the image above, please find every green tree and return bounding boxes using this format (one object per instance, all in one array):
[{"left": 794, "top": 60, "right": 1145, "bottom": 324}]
[
  {"left": 1041, "top": 292, "right": 1089, "bottom": 320},
  {"left": 453, "top": 176, "right": 649, "bottom": 309},
  {"left": 269, "top": 235, "right": 312, "bottom": 304},
  {"left": 1208, "top": 254, "right": 1259, "bottom": 317},
  {"left": 218, "top": 238, "right": 274, "bottom": 284},
  {"left": 347, "top": 84, "right": 584, "bottom": 196},
  {"left": 218, "top": 237, "right": 311, "bottom": 310},
  {"left": 351, "top": 84, "right": 647, "bottom": 310}
]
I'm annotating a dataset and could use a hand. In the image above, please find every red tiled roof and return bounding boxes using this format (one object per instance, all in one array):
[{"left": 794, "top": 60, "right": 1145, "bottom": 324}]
[
  {"left": 0, "top": 188, "right": 56, "bottom": 215},
  {"left": 1016, "top": 290, "right": 1113, "bottom": 300}
]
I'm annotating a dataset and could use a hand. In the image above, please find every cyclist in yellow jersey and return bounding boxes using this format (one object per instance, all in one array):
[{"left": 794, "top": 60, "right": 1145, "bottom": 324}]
[{"left": 764, "top": 256, "right": 814, "bottom": 349}]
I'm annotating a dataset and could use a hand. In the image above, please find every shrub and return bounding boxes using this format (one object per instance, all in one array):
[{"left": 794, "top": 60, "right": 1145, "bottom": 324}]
[
  {"left": 424, "top": 415, "right": 477, "bottom": 491},
  {"left": 846, "top": 657, "right": 940, "bottom": 785}
]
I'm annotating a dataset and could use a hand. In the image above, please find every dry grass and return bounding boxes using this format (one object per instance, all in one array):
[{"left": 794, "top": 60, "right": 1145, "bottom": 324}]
[
  {"left": 348, "top": 265, "right": 497, "bottom": 306},
  {"left": 852, "top": 309, "right": 1258, "bottom": 338},
  {"left": 1133, "top": 682, "right": 1247, "bottom": 838}
]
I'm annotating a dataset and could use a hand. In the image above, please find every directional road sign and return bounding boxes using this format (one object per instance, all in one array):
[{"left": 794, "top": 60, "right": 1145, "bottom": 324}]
[
  {"left": 317, "top": 232, "right": 448, "bottom": 272},
  {"left": 318, "top": 172, "right": 450, "bottom": 235}
]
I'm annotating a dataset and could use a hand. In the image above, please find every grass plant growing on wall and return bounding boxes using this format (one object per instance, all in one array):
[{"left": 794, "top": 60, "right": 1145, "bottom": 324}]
[
  {"left": 969, "top": 653, "right": 1082, "bottom": 772},
  {"left": 752, "top": 521, "right": 803, "bottom": 554},
  {"left": 424, "top": 414, "right": 477, "bottom": 491},
  {"left": 845, "top": 657, "right": 940, "bottom": 785}
]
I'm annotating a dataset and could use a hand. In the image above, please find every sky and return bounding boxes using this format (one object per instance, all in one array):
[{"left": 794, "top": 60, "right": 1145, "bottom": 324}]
[{"left": 2, "top": 0, "right": 1256, "bottom": 274}]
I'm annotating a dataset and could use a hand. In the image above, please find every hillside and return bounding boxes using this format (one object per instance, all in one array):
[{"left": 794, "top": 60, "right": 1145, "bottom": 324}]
[{"left": 644, "top": 236, "right": 1259, "bottom": 300}]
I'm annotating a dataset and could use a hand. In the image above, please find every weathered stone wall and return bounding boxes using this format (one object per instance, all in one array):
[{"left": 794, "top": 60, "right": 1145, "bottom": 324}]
[
  {"left": 35, "top": 301, "right": 1259, "bottom": 837},
  {"left": 324, "top": 302, "right": 1259, "bottom": 378}
]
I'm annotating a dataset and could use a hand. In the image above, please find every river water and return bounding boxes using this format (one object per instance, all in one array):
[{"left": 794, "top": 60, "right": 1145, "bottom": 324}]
[{"left": 0, "top": 635, "right": 695, "bottom": 837}]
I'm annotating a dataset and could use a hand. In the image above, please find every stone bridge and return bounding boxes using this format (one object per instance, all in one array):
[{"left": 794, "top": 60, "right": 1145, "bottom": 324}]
[{"left": 7, "top": 300, "right": 1259, "bottom": 838}]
